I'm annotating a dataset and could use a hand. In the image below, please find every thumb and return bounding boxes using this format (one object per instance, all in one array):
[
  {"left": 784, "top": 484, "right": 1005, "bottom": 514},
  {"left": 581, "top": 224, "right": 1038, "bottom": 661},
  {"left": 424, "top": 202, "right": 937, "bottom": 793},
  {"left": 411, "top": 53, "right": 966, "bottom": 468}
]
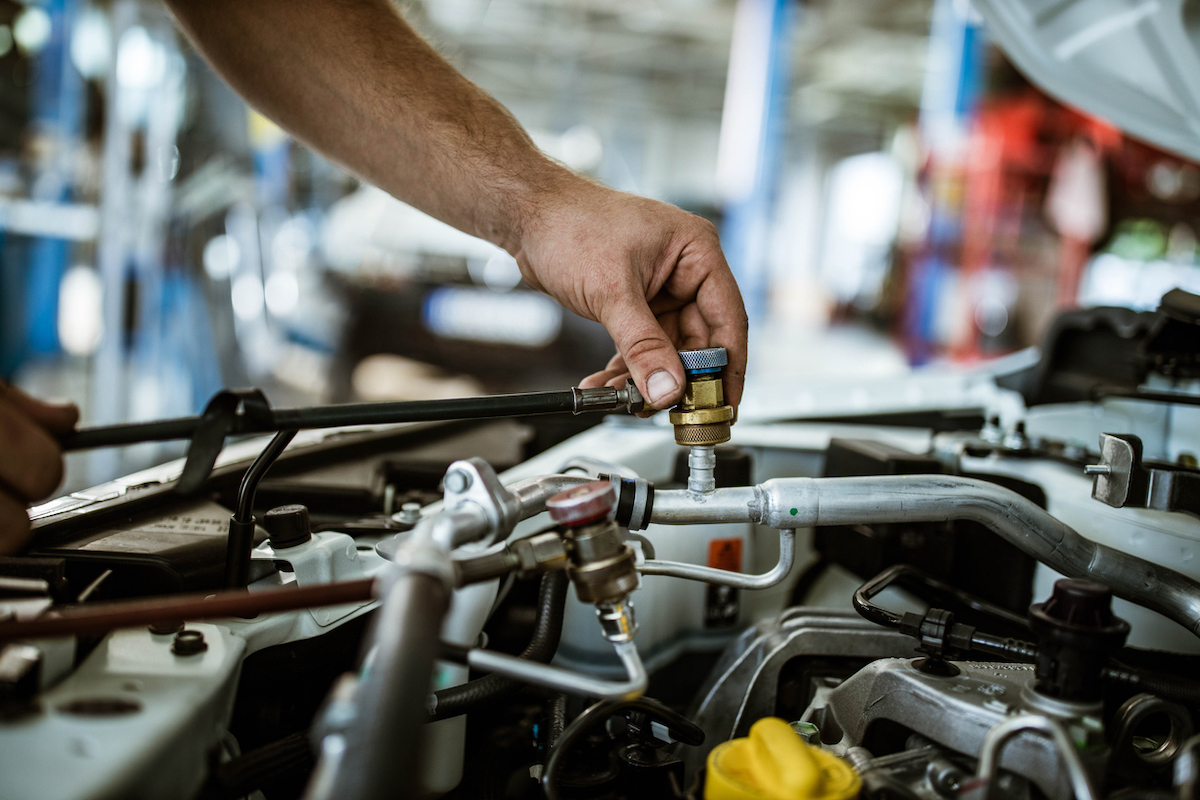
[
  {"left": 0, "top": 382, "right": 79, "bottom": 434},
  {"left": 602, "top": 299, "right": 685, "bottom": 410}
]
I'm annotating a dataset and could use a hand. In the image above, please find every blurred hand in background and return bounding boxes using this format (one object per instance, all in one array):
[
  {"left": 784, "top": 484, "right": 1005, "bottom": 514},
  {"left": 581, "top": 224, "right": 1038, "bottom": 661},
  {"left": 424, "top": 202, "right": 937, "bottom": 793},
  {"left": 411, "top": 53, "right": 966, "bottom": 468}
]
[{"left": 0, "top": 384, "right": 77, "bottom": 554}]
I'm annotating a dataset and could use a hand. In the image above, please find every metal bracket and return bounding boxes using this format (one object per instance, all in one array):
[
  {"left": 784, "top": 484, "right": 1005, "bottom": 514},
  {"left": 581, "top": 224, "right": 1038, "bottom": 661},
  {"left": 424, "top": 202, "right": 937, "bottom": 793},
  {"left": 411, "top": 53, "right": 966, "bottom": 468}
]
[
  {"left": 441, "top": 458, "right": 520, "bottom": 545},
  {"left": 1087, "top": 433, "right": 1200, "bottom": 518}
]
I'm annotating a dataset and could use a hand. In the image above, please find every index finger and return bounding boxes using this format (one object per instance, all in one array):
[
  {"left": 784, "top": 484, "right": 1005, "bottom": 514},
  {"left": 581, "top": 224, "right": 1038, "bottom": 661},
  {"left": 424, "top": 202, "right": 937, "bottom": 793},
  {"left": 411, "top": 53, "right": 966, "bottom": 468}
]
[{"left": 691, "top": 259, "right": 748, "bottom": 412}]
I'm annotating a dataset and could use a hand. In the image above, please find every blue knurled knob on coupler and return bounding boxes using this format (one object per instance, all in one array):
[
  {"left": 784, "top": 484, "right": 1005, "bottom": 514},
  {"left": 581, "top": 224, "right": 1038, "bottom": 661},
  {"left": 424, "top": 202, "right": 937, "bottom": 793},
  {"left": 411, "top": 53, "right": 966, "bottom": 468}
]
[
  {"left": 670, "top": 348, "right": 734, "bottom": 448},
  {"left": 678, "top": 347, "right": 728, "bottom": 377}
]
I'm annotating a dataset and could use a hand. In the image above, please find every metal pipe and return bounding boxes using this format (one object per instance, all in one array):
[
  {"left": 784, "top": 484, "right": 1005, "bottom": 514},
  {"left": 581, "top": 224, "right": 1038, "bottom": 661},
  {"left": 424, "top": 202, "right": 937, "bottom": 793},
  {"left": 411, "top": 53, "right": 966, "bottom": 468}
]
[
  {"left": 640, "top": 529, "right": 794, "bottom": 589},
  {"left": 406, "top": 474, "right": 593, "bottom": 552},
  {"left": 651, "top": 475, "right": 1200, "bottom": 638},
  {"left": 424, "top": 507, "right": 491, "bottom": 550},
  {"left": 687, "top": 445, "right": 716, "bottom": 494},
  {"left": 378, "top": 473, "right": 593, "bottom": 567},
  {"left": 650, "top": 485, "right": 760, "bottom": 524},
  {"left": 320, "top": 569, "right": 451, "bottom": 800},
  {"left": 509, "top": 474, "right": 596, "bottom": 519},
  {"left": 465, "top": 639, "right": 647, "bottom": 701},
  {"left": 971, "top": 715, "right": 1097, "bottom": 800}
]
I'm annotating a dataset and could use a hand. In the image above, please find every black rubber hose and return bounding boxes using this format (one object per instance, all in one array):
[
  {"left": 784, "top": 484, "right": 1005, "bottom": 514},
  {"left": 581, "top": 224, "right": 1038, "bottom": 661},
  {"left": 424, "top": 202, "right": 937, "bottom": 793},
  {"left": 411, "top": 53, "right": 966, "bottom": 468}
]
[
  {"left": 430, "top": 570, "right": 569, "bottom": 721},
  {"left": 547, "top": 694, "right": 569, "bottom": 748},
  {"left": 225, "top": 429, "right": 297, "bottom": 588},
  {"left": 541, "top": 696, "right": 704, "bottom": 800},
  {"left": 1104, "top": 663, "right": 1200, "bottom": 706},
  {"left": 271, "top": 390, "right": 578, "bottom": 429},
  {"left": 234, "top": 430, "right": 298, "bottom": 523},
  {"left": 60, "top": 390, "right": 582, "bottom": 451},
  {"left": 215, "top": 732, "right": 312, "bottom": 799}
]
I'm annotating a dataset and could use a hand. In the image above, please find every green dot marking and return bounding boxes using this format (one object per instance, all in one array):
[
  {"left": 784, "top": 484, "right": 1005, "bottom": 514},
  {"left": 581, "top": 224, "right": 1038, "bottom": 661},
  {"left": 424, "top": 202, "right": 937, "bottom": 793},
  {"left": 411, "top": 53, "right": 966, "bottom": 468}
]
[{"left": 790, "top": 508, "right": 798, "bottom": 516}]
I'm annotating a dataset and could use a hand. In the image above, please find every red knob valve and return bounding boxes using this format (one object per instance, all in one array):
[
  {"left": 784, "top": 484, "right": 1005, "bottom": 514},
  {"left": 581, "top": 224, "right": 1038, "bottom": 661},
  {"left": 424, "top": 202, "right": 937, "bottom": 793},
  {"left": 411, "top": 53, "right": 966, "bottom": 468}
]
[{"left": 546, "top": 481, "right": 616, "bottom": 528}]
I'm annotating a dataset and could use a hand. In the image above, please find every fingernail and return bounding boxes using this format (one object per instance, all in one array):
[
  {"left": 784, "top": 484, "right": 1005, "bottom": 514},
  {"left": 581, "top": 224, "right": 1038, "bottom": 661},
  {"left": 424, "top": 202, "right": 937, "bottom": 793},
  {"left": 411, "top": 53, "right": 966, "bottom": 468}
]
[{"left": 646, "top": 371, "right": 678, "bottom": 408}]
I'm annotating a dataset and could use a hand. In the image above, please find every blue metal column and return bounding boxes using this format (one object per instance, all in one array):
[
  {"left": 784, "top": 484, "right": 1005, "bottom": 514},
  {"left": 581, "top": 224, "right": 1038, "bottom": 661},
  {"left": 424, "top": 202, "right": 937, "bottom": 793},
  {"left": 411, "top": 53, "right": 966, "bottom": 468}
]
[
  {"left": 905, "top": 0, "right": 987, "bottom": 363},
  {"left": 716, "top": 0, "right": 794, "bottom": 323},
  {"left": 25, "top": 0, "right": 85, "bottom": 357}
]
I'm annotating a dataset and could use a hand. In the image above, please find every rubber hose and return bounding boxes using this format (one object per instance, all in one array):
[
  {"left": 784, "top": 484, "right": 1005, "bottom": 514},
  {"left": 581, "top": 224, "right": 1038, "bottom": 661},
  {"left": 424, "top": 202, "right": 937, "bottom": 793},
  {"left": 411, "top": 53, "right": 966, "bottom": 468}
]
[
  {"left": 1104, "top": 664, "right": 1200, "bottom": 706},
  {"left": 431, "top": 570, "right": 569, "bottom": 721},
  {"left": 541, "top": 696, "right": 704, "bottom": 800},
  {"left": 547, "top": 694, "right": 568, "bottom": 748},
  {"left": 216, "top": 732, "right": 312, "bottom": 799}
]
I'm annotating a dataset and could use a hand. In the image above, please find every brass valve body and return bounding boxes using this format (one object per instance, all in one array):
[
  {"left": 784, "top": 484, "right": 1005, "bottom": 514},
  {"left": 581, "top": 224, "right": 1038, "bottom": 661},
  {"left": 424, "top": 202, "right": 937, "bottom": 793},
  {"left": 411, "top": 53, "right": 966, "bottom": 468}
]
[
  {"left": 564, "top": 520, "right": 639, "bottom": 605},
  {"left": 669, "top": 374, "right": 734, "bottom": 446}
]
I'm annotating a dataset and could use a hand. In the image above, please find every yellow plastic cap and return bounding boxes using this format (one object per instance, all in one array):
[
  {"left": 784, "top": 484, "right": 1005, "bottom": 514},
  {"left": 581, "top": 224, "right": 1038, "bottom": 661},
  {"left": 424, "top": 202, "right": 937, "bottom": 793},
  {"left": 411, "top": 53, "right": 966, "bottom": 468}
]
[{"left": 705, "top": 718, "right": 861, "bottom": 800}]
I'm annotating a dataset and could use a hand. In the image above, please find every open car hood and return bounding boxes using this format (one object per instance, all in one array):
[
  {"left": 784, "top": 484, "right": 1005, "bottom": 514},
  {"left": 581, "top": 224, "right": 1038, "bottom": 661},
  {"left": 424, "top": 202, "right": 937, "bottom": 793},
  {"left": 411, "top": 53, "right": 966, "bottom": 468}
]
[{"left": 975, "top": 0, "right": 1200, "bottom": 162}]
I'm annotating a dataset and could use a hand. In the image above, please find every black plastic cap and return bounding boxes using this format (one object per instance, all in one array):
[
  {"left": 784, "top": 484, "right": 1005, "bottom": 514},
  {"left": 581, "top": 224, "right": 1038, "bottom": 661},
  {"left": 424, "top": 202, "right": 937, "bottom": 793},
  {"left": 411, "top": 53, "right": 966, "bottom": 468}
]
[
  {"left": 1037, "top": 579, "right": 1117, "bottom": 629},
  {"left": 262, "top": 504, "right": 312, "bottom": 549},
  {"left": 1029, "top": 578, "right": 1130, "bottom": 702}
]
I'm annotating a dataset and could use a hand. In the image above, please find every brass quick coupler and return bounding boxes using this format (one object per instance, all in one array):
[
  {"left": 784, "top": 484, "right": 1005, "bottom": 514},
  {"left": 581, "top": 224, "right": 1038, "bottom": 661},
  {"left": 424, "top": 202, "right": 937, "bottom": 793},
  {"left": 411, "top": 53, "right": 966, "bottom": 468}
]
[
  {"left": 545, "top": 481, "right": 640, "bottom": 606},
  {"left": 669, "top": 348, "right": 734, "bottom": 446}
]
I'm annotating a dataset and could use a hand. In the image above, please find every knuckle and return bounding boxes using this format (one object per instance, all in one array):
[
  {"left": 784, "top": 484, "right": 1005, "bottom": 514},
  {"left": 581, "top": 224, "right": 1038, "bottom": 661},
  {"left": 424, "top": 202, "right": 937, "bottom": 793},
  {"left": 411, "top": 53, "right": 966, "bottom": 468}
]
[
  {"left": 686, "top": 214, "right": 720, "bottom": 242},
  {"left": 622, "top": 335, "right": 673, "bottom": 365}
]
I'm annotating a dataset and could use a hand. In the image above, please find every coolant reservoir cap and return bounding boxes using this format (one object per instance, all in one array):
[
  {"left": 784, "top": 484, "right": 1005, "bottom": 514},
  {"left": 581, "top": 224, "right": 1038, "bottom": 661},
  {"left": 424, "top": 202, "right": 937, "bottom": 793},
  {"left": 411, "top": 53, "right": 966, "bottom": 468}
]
[
  {"left": 262, "top": 504, "right": 312, "bottom": 549},
  {"left": 546, "top": 481, "right": 616, "bottom": 527},
  {"left": 705, "top": 718, "right": 861, "bottom": 800}
]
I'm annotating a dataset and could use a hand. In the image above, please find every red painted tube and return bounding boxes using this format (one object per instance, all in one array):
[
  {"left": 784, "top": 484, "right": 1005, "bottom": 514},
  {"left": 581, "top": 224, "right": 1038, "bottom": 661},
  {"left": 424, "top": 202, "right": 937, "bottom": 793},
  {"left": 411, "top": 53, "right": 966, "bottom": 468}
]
[{"left": 0, "top": 578, "right": 377, "bottom": 641}]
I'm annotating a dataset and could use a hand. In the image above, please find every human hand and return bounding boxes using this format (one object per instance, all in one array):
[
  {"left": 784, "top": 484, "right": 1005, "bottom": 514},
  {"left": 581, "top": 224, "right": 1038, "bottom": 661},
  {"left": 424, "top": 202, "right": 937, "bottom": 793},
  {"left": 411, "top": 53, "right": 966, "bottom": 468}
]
[
  {"left": 0, "top": 383, "right": 78, "bottom": 554},
  {"left": 512, "top": 174, "right": 748, "bottom": 411}
]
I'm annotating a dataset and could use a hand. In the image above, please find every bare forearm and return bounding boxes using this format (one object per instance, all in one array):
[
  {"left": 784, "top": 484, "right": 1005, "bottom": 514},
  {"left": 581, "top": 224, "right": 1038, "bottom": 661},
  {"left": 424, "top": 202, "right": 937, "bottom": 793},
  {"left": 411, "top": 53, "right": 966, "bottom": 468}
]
[
  {"left": 165, "top": 0, "right": 569, "bottom": 252},
  {"left": 166, "top": 0, "right": 747, "bottom": 410}
]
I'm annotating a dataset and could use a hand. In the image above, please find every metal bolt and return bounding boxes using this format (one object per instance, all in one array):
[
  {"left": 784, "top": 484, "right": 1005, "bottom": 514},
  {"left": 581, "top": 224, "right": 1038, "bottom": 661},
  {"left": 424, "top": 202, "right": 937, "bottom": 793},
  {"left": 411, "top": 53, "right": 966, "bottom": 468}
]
[
  {"left": 444, "top": 469, "right": 472, "bottom": 494},
  {"left": 397, "top": 502, "right": 422, "bottom": 525},
  {"left": 1003, "top": 421, "right": 1029, "bottom": 451},
  {"left": 1084, "top": 464, "right": 1112, "bottom": 476},
  {"left": 171, "top": 629, "right": 208, "bottom": 657}
]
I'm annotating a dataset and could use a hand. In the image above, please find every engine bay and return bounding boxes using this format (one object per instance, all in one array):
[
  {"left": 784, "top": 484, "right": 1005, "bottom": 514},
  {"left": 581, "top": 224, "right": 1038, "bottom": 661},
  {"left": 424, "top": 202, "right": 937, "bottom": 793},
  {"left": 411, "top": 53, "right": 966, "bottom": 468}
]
[{"left": 3, "top": 294, "right": 1200, "bottom": 800}]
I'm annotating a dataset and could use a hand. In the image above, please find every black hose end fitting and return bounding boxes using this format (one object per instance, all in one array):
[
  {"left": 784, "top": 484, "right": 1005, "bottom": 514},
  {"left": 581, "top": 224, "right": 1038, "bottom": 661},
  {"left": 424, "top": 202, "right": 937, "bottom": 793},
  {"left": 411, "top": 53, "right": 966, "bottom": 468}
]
[
  {"left": 1030, "top": 578, "right": 1130, "bottom": 702},
  {"left": 224, "top": 516, "right": 261, "bottom": 589},
  {"left": 597, "top": 474, "right": 654, "bottom": 531},
  {"left": 898, "top": 608, "right": 976, "bottom": 667}
]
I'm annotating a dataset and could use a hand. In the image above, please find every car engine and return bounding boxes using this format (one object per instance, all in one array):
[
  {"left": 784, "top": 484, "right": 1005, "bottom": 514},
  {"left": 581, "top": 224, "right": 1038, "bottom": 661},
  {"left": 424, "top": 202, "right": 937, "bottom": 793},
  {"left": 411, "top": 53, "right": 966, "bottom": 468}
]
[{"left": 2, "top": 291, "right": 1200, "bottom": 800}]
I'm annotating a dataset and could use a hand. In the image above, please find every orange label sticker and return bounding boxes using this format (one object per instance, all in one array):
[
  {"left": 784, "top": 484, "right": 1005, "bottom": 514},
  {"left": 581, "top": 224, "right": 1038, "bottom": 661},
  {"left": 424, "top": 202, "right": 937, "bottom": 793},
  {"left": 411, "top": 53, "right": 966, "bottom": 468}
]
[{"left": 707, "top": 538, "right": 743, "bottom": 572}]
